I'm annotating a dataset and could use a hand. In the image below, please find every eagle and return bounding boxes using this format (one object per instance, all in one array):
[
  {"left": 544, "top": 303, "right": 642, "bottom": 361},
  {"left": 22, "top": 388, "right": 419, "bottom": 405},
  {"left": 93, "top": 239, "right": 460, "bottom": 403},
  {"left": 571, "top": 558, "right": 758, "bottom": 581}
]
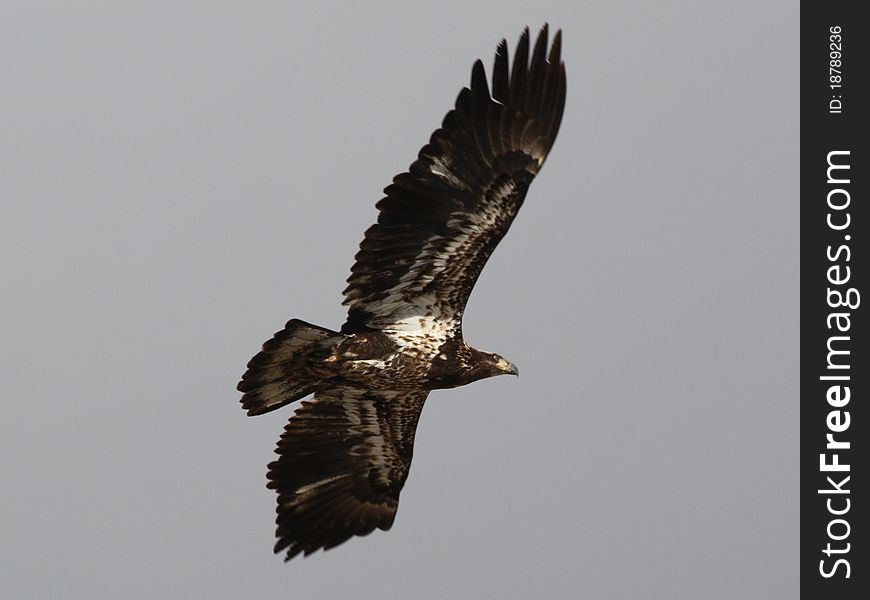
[{"left": 238, "top": 25, "right": 566, "bottom": 561}]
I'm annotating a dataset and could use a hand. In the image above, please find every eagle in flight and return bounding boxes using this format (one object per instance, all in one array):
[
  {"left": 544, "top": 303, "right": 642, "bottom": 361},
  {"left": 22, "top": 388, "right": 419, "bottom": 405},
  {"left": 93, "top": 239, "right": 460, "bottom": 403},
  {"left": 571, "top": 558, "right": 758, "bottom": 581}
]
[{"left": 239, "top": 25, "right": 566, "bottom": 561}]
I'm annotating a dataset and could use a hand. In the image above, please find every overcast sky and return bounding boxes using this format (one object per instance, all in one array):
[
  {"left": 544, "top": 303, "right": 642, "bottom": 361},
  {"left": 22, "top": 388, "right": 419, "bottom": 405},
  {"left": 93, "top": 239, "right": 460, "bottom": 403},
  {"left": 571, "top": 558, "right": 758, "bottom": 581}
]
[{"left": 1, "top": 1, "right": 798, "bottom": 598}]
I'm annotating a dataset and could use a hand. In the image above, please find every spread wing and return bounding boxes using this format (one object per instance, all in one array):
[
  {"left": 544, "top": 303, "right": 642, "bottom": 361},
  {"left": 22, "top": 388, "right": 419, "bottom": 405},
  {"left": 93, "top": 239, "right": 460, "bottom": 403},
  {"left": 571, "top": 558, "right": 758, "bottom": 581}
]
[
  {"left": 267, "top": 387, "right": 428, "bottom": 560},
  {"left": 342, "top": 25, "right": 566, "bottom": 334}
]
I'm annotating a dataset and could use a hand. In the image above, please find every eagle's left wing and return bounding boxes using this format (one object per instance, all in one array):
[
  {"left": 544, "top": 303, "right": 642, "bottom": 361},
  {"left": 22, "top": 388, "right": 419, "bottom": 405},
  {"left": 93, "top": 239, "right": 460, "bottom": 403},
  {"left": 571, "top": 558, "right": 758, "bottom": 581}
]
[
  {"left": 342, "top": 26, "right": 566, "bottom": 335},
  {"left": 267, "top": 387, "right": 428, "bottom": 560}
]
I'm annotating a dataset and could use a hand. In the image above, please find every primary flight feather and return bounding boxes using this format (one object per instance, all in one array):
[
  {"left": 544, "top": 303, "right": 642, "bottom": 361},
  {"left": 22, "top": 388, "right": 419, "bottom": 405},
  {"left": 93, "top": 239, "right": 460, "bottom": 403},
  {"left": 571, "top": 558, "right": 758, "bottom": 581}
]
[{"left": 239, "top": 25, "right": 566, "bottom": 561}]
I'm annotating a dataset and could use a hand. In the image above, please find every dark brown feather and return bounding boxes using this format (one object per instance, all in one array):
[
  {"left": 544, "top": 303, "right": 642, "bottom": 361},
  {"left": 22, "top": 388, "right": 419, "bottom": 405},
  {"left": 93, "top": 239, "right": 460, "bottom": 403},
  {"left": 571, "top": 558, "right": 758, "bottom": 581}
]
[{"left": 267, "top": 388, "right": 428, "bottom": 560}]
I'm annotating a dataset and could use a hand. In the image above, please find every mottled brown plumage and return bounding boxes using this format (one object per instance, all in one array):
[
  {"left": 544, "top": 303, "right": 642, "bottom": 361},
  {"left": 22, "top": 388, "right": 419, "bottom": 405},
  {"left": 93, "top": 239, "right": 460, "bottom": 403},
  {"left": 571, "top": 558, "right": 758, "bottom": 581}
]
[{"left": 239, "top": 25, "right": 566, "bottom": 561}]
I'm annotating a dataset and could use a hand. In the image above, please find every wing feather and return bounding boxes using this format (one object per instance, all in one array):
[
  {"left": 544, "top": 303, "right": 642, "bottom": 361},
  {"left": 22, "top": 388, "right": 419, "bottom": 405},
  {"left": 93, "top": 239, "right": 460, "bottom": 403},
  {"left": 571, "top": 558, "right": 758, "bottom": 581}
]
[
  {"left": 342, "top": 25, "right": 566, "bottom": 334},
  {"left": 267, "top": 387, "right": 428, "bottom": 560}
]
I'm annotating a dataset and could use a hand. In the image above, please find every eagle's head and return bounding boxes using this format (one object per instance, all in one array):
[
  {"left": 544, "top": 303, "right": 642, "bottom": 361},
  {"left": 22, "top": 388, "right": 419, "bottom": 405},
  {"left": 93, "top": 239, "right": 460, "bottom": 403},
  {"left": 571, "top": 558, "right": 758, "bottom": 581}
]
[
  {"left": 472, "top": 350, "right": 520, "bottom": 380},
  {"left": 428, "top": 346, "right": 519, "bottom": 389}
]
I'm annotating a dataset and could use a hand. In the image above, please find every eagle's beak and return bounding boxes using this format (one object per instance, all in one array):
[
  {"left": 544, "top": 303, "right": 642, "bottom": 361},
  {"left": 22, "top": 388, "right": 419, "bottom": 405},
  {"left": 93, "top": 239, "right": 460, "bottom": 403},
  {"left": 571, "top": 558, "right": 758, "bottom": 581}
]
[{"left": 495, "top": 357, "right": 519, "bottom": 377}]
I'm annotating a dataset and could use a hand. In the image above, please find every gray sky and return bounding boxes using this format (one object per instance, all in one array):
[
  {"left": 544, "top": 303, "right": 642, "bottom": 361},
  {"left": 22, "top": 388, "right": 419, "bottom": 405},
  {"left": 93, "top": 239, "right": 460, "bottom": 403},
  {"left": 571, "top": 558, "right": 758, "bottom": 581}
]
[{"left": 1, "top": 1, "right": 798, "bottom": 598}]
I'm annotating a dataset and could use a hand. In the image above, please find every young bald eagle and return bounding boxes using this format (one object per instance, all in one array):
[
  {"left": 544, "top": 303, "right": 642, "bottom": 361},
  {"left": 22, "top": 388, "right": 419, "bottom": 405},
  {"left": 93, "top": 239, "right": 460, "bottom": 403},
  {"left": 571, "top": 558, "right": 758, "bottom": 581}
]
[{"left": 239, "top": 25, "right": 566, "bottom": 561}]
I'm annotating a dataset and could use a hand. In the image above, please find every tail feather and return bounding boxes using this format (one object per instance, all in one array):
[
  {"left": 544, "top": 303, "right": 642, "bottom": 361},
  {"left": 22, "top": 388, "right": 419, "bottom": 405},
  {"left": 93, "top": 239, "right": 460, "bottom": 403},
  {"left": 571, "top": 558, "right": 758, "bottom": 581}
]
[{"left": 238, "top": 319, "right": 340, "bottom": 416}]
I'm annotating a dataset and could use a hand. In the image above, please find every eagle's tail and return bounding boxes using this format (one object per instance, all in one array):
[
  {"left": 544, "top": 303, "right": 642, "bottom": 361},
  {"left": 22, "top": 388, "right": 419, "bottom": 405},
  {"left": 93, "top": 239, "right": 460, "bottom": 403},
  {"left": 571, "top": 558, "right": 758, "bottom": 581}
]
[{"left": 238, "top": 319, "right": 342, "bottom": 416}]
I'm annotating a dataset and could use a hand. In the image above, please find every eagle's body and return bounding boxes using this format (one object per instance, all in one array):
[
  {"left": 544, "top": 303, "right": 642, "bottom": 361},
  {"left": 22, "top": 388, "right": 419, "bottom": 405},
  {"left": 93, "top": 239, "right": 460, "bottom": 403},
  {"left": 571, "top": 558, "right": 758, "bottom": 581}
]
[{"left": 239, "top": 25, "right": 566, "bottom": 561}]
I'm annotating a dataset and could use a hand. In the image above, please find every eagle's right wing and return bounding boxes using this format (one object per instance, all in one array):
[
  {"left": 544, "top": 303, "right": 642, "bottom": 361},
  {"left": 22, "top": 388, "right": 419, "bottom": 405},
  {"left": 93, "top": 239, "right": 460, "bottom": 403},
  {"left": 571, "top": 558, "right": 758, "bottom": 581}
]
[
  {"left": 342, "top": 26, "right": 566, "bottom": 337},
  {"left": 267, "top": 387, "right": 428, "bottom": 560}
]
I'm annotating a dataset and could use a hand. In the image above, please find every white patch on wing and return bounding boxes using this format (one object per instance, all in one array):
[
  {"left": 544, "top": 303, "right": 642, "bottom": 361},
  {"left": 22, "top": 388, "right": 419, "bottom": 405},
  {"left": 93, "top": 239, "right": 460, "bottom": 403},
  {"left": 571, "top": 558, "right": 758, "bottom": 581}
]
[
  {"left": 356, "top": 358, "right": 387, "bottom": 369},
  {"left": 382, "top": 314, "right": 455, "bottom": 357},
  {"left": 429, "top": 155, "right": 470, "bottom": 191},
  {"left": 294, "top": 473, "right": 351, "bottom": 497},
  {"left": 388, "top": 314, "right": 440, "bottom": 332}
]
